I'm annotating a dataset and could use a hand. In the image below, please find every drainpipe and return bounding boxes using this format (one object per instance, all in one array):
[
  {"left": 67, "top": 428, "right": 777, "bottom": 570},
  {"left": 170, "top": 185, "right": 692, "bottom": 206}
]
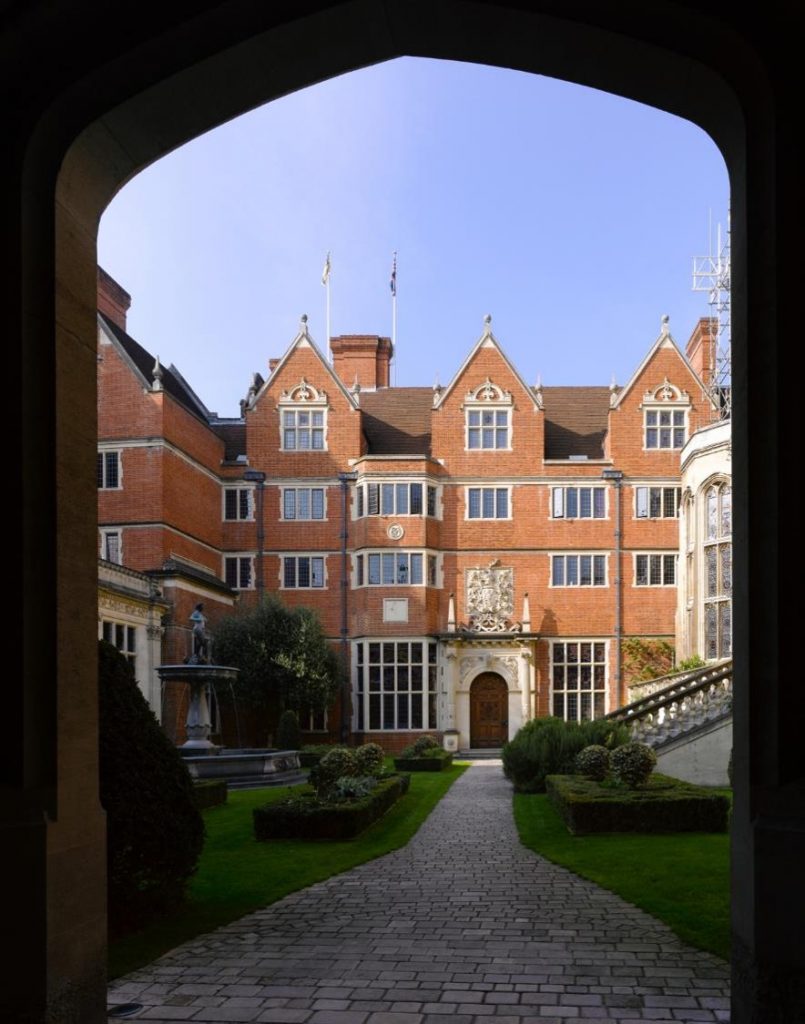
[
  {"left": 243, "top": 470, "right": 266, "bottom": 601},
  {"left": 338, "top": 472, "right": 358, "bottom": 743},
  {"left": 602, "top": 469, "right": 624, "bottom": 707}
]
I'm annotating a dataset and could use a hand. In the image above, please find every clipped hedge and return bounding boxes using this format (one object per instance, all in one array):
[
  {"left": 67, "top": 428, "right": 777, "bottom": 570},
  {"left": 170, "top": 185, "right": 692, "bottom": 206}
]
[
  {"left": 253, "top": 773, "right": 411, "bottom": 840},
  {"left": 394, "top": 751, "right": 453, "bottom": 772},
  {"left": 193, "top": 779, "right": 228, "bottom": 810},
  {"left": 503, "top": 717, "right": 631, "bottom": 793},
  {"left": 546, "top": 773, "right": 730, "bottom": 834}
]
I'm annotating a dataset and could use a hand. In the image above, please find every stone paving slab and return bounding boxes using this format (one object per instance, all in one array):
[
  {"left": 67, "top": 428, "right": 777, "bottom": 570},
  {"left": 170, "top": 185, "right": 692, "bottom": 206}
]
[{"left": 108, "top": 762, "right": 729, "bottom": 1023}]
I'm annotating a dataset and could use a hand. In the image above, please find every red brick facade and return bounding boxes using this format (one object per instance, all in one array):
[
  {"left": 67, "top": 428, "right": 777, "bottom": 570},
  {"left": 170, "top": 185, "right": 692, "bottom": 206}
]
[{"left": 98, "top": 269, "right": 716, "bottom": 749}]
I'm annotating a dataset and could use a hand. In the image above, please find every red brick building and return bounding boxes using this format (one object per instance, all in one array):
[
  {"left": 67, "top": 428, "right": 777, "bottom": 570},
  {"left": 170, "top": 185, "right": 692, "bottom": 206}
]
[{"left": 98, "top": 268, "right": 715, "bottom": 750}]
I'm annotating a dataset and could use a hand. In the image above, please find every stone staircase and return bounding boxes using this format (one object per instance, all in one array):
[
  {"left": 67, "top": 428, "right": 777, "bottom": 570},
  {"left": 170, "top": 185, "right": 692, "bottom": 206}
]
[{"left": 606, "top": 659, "right": 733, "bottom": 749}]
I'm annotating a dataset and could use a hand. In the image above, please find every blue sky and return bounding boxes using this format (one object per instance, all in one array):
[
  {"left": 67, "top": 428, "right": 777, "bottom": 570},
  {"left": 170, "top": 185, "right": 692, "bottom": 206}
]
[{"left": 98, "top": 57, "right": 729, "bottom": 418}]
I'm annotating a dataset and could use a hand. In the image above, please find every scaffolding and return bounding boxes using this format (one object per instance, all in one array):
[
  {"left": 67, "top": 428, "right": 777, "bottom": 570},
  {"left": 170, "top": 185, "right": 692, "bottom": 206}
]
[{"left": 692, "top": 214, "right": 731, "bottom": 420}]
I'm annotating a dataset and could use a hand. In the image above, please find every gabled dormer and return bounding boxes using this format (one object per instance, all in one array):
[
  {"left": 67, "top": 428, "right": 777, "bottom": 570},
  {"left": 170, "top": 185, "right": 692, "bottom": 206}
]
[
  {"left": 430, "top": 315, "right": 543, "bottom": 472},
  {"left": 606, "top": 315, "right": 714, "bottom": 472},
  {"left": 245, "top": 315, "right": 361, "bottom": 471}
]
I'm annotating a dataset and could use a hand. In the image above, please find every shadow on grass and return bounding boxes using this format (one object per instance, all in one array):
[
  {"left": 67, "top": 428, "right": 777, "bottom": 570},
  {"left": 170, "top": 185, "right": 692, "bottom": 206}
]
[{"left": 109, "top": 764, "right": 467, "bottom": 979}]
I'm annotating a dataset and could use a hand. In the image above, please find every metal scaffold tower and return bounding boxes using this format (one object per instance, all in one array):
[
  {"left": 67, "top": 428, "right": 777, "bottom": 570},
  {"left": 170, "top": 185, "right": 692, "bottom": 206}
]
[{"left": 692, "top": 213, "right": 731, "bottom": 420}]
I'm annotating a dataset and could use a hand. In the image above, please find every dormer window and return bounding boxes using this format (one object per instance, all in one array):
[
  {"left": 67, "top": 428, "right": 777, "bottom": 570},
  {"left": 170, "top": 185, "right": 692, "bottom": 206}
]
[
  {"left": 642, "top": 379, "right": 689, "bottom": 450},
  {"left": 278, "top": 379, "right": 327, "bottom": 451},
  {"left": 464, "top": 378, "right": 513, "bottom": 450}
]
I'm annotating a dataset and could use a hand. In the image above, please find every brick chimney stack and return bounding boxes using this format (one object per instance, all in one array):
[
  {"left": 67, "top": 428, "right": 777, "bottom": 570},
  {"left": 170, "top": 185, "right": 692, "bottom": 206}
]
[
  {"left": 330, "top": 335, "right": 394, "bottom": 390},
  {"left": 97, "top": 266, "right": 131, "bottom": 331},
  {"left": 685, "top": 317, "right": 717, "bottom": 388}
]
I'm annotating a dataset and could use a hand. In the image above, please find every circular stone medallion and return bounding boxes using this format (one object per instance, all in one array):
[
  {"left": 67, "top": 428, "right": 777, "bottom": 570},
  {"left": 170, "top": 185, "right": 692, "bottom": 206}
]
[{"left": 387, "top": 523, "right": 405, "bottom": 540}]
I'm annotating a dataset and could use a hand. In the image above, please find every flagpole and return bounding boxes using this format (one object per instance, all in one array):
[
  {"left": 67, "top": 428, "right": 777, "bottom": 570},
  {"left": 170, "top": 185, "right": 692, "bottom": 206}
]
[
  {"left": 322, "top": 252, "right": 332, "bottom": 363},
  {"left": 390, "top": 251, "right": 397, "bottom": 386}
]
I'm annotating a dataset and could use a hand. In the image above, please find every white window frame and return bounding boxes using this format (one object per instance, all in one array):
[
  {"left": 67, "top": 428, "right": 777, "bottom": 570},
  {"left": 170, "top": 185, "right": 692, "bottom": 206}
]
[
  {"left": 703, "top": 480, "right": 732, "bottom": 660},
  {"left": 550, "top": 639, "right": 608, "bottom": 722},
  {"left": 101, "top": 619, "right": 137, "bottom": 670},
  {"left": 353, "top": 637, "right": 439, "bottom": 732},
  {"left": 281, "top": 486, "right": 327, "bottom": 521},
  {"left": 641, "top": 380, "right": 690, "bottom": 451},
  {"left": 281, "top": 554, "right": 327, "bottom": 589},
  {"left": 634, "top": 485, "right": 682, "bottom": 519},
  {"left": 224, "top": 554, "right": 254, "bottom": 590},
  {"left": 463, "top": 378, "right": 514, "bottom": 452},
  {"left": 633, "top": 552, "right": 678, "bottom": 587},
  {"left": 99, "top": 528, "right": 123, "bottom": 565},
  {"left": 550, "top": 553, "right": 608, "bottom": 587},
  {"left": 97, "top": 449, "right": 122, "bottom": 489},
  {"left": 222, "top": 486, "right": 254, "bottom": 521},
  {"left": 465, "top": 486, "right": 511, "bottom": 520},
  {"left": 550, "top": 485, "right": 607, "bottom": 520},
  {"left": 356, "top": 481, "right": 438, "bottom": 519},
  {"left": 278, "top": 379, "right": 328, "bottom": 451},
  {"left": 353, "top": 550, "right": 440, "bottom": 588}
]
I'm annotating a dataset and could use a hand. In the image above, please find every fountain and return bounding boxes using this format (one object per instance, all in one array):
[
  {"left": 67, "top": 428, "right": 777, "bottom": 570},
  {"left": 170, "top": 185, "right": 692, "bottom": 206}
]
[{"left": 157, "top": 604, "right": 301, "bottom": 784}]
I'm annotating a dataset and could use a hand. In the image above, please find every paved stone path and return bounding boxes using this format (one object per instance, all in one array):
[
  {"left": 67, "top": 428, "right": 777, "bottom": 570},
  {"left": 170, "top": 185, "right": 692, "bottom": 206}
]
[{"left": 108, "top": 762, "right": 730, "bottom": 1024}]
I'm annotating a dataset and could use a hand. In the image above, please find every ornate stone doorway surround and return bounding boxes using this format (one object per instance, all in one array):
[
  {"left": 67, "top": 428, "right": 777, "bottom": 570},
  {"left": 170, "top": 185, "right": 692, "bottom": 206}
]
[{"left": 441, "top": 638, "right": 537, "bottom": 750}]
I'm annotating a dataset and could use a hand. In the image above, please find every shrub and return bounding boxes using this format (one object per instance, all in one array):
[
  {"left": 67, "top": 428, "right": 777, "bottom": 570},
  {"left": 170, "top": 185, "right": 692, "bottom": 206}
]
[
  {"left": 253, "top": 774, "right": 411, "bottom": 840},
  {"left": 308, "top": 746, "right": 357, "bottom": 797},
  {"left": 99, "top": 641, "right": 204, "bottom": 935},
  {"left": 610, "top": 742, "right": 657, "bottom": 788},
  {"left": 328, "top": 775, "right": 378, "bottom": 802},
  {"left": 402, "top": 734, "right": 441, "bottom": 757},
  {"left": 502, "top": 717, "right": 631, "bottom": 793},
  {"left": 546, "top": 773, "right": 729, "bottom": 834},
  {"left": 276, "top": 709, "right": 301, "bottom": 750},
  {"left": 299, "top": 743, "right": 346, "bottom": 767},
  {"left": 354, "top": 742, "right": 385, "bottom": 777},
  {"left": 677, "top": 654, "right": 706, "bottom": 672},
  {"left": 394, "top": 750, "right": 453, "bottom": 771},
  {"left": 575, "top": 744, "right": 610, "bottom": 781}
]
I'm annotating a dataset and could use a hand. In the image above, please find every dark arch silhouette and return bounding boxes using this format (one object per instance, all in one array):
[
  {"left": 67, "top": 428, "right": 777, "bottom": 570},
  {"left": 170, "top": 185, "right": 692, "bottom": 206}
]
[{"left": 6, "top": 4, "right": 800, "bottom": 1021}]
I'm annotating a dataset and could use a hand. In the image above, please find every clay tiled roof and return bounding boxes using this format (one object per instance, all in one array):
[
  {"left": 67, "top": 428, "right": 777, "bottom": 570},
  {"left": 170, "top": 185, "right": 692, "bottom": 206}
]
[
  {"left": 359, "top": 388, "right": 433, "bottom": 455},
  {"left": 100, "top": 312, "right": 211, "bottom": 422},
  {"left": 541, "top": 386, "right": 611, "bottom": 459}
]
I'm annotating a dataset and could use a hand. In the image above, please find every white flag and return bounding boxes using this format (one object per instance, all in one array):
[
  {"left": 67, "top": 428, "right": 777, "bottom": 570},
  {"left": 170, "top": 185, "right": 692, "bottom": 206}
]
[{"left": 321, "top": 252, "right": 331, "bottom": 285}]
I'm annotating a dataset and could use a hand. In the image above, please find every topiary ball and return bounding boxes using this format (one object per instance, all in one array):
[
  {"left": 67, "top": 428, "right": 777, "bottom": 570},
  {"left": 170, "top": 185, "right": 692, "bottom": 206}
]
[
  {"left": 610, "top": 742, "right": 657, "bottom": 788},
  {"left": 575, "top": 744, "right": 610, "bottom": 781},
  {"left": 309, "top": 746, "right": 357, "bottom": 797},
  {"left": 354, "top": 742, "right": 385, "bottom": 777}
]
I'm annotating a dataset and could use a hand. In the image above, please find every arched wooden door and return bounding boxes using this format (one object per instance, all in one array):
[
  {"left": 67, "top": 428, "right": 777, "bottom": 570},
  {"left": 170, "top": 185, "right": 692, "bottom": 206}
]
[{"left": 470, "top": 673, "right": 509, "bottom": 748}]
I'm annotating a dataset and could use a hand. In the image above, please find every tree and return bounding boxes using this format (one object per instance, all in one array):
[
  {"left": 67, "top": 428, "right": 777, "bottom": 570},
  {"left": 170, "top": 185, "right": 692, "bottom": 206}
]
[
  {"left": 99, "top": 641, "right": 204, "bottom": 935},
  {"left": 212, "top": 597, "right": 343, "bottom": 740}
]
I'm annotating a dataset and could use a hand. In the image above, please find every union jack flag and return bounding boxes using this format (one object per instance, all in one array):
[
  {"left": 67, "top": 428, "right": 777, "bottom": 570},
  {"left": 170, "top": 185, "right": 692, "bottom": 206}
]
[{"left": 390, "top": 252, "right": 397, "bottom": 297}]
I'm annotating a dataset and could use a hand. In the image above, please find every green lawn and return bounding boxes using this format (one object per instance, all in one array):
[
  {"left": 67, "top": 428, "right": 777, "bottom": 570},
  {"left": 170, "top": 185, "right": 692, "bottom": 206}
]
[
  {"left": 109, "top": 764, "right": 467, "bottom": 979},
  {"left": 514, "top": 791, "right": 730, "bottom": 960}
]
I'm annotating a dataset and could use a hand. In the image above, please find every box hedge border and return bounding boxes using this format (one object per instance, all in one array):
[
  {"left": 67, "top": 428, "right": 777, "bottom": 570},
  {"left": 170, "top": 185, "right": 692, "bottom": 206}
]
[
  {"left": 393, "top": 752, "right": 453, "bottom": 772},
  {"left": 546, "top": 772, "right": 729, "bottom": 834},
  {"left": 253, "top": 773, "right": 411, "bottom": 841}
]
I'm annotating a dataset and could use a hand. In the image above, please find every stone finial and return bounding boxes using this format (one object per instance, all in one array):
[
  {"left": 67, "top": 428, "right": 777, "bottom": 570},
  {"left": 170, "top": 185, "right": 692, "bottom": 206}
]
[
  {"left": 661, "top": 314, "right": 670, "bottom": 336},
  {"left": 300, "top": 313, "right": 309, "bottom": 332},
  {"left": 351, "top": 375, "right": 361, "bottom": 395},
  {"left": 447, "top": 593, "right": 456, "bottom": 633},
  {"left": 151, "top": 355, "right": 163, "bottom": 392},
  {"left": 483, "top": 314, "right": 492, "bottom": 329},
  {"left": 522, "top": 592, "right": 531, "bottom": 631}
]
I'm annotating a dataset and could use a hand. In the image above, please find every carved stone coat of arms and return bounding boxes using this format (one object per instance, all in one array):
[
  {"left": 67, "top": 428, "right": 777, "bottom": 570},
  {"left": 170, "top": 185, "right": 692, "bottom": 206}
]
[{"left": 465, "top": 564, "right": 514, "bottom": 632}]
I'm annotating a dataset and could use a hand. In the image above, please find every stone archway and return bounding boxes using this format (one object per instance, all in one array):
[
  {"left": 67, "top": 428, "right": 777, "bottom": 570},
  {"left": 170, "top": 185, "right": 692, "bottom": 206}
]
[
  {"left": 6, "top": 3, "right": 803, "bottom": 1022},
  {"left": 470, "top": 672, "right": 509, "bottom": 748}
]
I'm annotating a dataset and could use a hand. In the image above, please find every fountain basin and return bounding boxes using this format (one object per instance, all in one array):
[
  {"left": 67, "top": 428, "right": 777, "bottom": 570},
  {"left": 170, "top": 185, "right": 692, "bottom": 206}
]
[{"left": 181, "top": 749, "right": 301, "bottom": 780}]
